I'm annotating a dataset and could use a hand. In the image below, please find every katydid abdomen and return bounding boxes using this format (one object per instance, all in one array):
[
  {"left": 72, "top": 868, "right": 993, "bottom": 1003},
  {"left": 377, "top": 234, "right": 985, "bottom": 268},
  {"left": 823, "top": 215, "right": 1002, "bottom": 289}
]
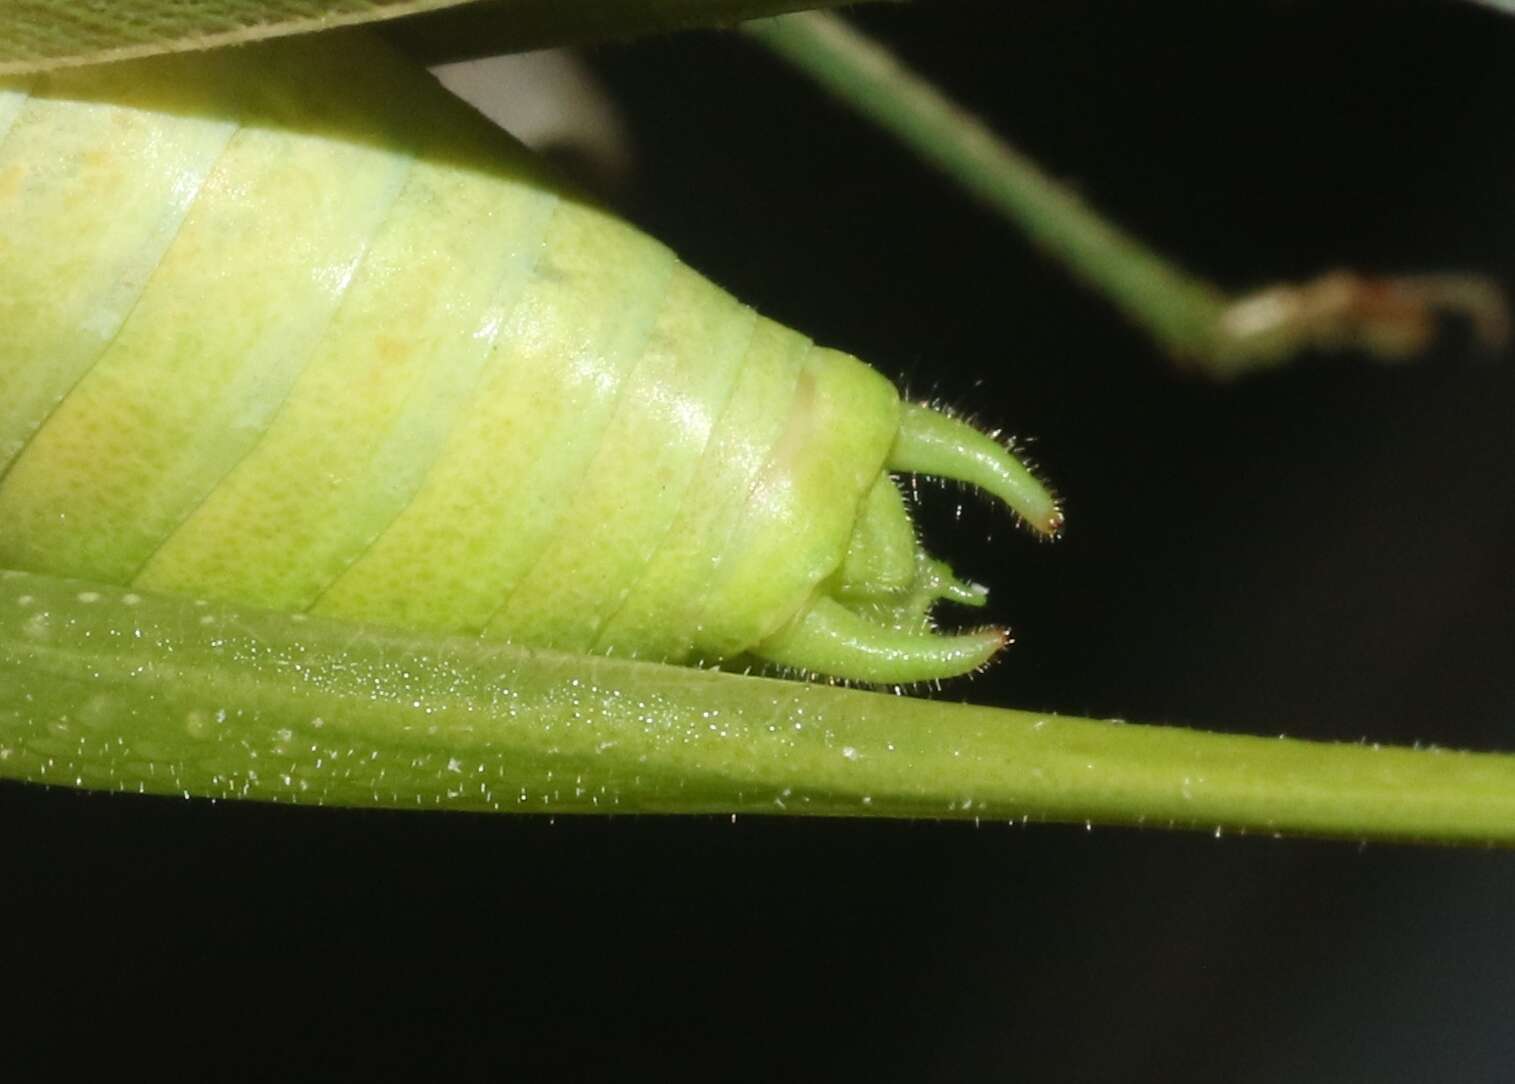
[{"left": 0, "top": 31, "right": 1060, "bottom": 683}]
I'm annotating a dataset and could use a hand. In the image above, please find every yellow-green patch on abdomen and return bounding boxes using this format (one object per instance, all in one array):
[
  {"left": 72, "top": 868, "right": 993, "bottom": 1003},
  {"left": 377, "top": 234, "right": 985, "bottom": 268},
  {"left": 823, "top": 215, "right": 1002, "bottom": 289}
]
[
  {"left": 0, "top": 75, "right": 237, "bottom": 477},
  {"left": 0, "top": 116, "right": 414, "bottom": 583},
  {"left": 137, "top": 142, "right": 560, "bottom": 609},
  {"left": 483, "top": 262, "right": 755, "bottom": 652},
  {"left": 312, "top": 205, "right": 675, "bottom": 634}
]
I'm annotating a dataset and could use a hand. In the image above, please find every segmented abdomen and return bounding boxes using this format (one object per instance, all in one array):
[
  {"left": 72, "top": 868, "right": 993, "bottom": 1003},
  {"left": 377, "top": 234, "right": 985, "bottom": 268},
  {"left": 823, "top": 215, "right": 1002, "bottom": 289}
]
[{"left": 0, "top": 34, "right": 1057, "bottom": 683}]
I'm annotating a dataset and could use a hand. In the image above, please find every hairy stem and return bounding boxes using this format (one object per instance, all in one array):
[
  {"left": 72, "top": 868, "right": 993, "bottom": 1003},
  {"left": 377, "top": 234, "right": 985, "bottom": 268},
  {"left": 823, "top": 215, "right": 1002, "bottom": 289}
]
[
  {"left": 5, "top": 568, "right": 1515, "bottom": 846},
  {"left": 745, "top": 12, "right": 1509, "bottom": 376}
]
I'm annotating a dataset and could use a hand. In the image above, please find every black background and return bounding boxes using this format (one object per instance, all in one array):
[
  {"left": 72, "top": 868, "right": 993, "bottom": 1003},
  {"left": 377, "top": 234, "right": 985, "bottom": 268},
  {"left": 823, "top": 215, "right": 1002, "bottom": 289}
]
[{"left": 9, "top": 1, "right": 1515, "bottom": 1078}]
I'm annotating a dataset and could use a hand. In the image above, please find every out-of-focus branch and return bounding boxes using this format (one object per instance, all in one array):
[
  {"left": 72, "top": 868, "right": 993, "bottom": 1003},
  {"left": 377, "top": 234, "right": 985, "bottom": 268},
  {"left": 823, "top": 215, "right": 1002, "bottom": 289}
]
[{"left": 746, "top": 12, "right": 1510, "bottom": 378}]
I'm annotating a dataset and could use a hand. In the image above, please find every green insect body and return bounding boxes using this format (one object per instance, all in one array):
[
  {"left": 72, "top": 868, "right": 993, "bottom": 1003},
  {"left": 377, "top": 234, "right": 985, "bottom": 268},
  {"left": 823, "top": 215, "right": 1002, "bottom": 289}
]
[{"left": 0, "top": 32, "right": 1059, "bottom": 685}]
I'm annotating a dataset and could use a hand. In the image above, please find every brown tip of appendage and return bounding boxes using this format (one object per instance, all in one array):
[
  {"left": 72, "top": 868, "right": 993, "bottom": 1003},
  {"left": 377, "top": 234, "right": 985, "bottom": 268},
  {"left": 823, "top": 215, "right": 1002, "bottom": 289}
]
[
  {"left": 753, "top": 597, "right": 1012, "bottom": 684},
  {"left": 1041, "top": 505, "right": 1066, "bottom": 537},
  {"left": 890, "top": 402, "right": 1063, "bottom": 538},
  {"left": 974, "top": 625, "right": 1014, "bottom": 677}
]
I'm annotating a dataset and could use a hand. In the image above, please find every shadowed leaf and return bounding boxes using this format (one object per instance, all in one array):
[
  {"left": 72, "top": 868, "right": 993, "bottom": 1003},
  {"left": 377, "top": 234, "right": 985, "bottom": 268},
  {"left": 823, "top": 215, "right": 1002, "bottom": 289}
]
[{"left": 0, "top": 0, "right": 865, "bottom": 74}]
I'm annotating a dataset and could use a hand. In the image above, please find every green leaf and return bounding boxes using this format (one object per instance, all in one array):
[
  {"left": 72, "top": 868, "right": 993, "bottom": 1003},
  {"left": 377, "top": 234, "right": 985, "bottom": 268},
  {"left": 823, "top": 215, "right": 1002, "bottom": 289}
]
[
  {"left": 0, "top": 0, "right": 865, "bottom": 75},
  {"left": 6, "top": 567, "right": 1515, "bottom": 845}
]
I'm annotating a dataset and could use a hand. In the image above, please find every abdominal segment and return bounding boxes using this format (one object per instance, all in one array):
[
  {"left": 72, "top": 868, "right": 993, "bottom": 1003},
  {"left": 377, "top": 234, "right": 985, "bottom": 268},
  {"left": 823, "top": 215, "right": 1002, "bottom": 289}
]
[{"left": 0, "top": 33, "right": 1058, "bottom": 683}]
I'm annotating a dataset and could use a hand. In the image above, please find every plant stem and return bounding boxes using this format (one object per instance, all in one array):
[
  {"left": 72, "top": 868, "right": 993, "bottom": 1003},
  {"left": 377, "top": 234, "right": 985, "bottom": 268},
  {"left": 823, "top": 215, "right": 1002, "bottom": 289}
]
[
  {"left": 5, "top": 567, "right": 1515, "bottom": 846},
  {"left": 745, "top": 12, "right": 1509, "bottom": 376}
]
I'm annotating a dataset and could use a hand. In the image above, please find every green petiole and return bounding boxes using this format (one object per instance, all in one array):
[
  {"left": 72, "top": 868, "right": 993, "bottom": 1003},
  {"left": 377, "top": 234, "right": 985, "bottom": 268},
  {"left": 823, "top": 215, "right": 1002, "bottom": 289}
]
[{"left": 6, "top": 566, "right": 1515, "bottom": 846}]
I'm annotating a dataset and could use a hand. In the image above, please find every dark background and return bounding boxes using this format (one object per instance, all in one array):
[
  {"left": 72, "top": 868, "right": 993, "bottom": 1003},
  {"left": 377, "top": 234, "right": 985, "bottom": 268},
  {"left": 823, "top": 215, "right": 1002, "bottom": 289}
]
[{"left": 9, "top": 0, "right": 1515, "bottom": 1078}]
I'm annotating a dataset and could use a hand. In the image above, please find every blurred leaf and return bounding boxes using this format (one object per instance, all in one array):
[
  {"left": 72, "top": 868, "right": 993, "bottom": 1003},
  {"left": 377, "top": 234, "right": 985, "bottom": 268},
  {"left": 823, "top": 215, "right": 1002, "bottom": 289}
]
[
  {"left": 0, "top": 0, "right": 869, "bottom": 74},
  {"left": 385, "top": 0, "right": 881, "bottom": 64}
]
